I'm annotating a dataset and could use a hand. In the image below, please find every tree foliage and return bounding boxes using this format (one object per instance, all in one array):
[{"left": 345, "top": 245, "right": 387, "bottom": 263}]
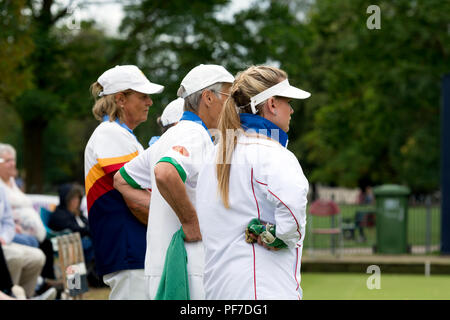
[
  {"left": 303, "top": 0, "right": 449, "bottom": 192},
  {"left": 0, "top": 0, "right": 446, "bottom": 193},
  {"left": 118, "top": 0, "right": 232, "bottom": 140},
  {"left": 0, "top": 0, "right": 34, "bottom": 102},
  {"left": 121, "top": 0, "right": 314, "bottom": 153},
  {"left": 1, "top": 0, "right": 124, "bottom": 192}
]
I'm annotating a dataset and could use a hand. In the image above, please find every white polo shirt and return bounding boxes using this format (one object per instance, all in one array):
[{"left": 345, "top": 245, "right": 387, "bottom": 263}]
[
  {"left": 122, "top": 111, "right": 213, "bottom": 299},
  {"left": 120, "top": 142, "right": 155, "bottom": 191},
  {"left": 196, "top": 114, "right": 309, "bottom": 300}
]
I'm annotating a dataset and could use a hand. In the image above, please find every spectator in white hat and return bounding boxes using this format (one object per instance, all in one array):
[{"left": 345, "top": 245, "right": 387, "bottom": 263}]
[
  {"left": 196, "top": 65, "right": 310, "bottom": 299},
  {"left": 114, "top": 64, "right": 234, "bottom": 299},
  {"left": 84, "top": 65, "right": 163, "bottom": 300},
  {"left": 148, "top": 97, "right": 185, "bottom": 147}
]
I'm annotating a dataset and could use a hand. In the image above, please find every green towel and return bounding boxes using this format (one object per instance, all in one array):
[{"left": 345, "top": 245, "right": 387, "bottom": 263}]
[
  {"left": 245, "top": 218, "right": 288, "bottom": 249},
  {"left": 155, "top": 227, "right": 190, "bottom": 300}
]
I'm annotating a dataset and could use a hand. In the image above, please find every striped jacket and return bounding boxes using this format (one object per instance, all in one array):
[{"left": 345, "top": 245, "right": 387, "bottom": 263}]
[{"left": 84, "top": 118, "right": 145, "bottom": 276}]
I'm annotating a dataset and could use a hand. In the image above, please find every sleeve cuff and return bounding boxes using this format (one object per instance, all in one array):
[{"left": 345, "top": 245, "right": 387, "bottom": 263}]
[
  {"left": 119, "top": 166, "right": 143, "bottom": 189},
  {"left": 157, "top": 157, "right": 187, "bottom": 183}
]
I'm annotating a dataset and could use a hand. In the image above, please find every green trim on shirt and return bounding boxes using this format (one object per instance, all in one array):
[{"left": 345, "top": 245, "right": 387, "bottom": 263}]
[
  {"left": 119, "top": 166, "right": 143, "bottom": 190},
  {"left": 157, "top": 157, "right": 187, "bottom": 183}
]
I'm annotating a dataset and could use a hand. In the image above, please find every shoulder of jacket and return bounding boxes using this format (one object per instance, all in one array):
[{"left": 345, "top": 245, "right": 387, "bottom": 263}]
[
  {"left": 97, "top": 121, "right": 127, "bottom": 134},
  {"left": 95, "top": 122, "right": 138, "bottom": 144}
]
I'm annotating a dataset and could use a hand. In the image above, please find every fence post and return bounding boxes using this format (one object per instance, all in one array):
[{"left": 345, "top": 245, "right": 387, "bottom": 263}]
[
  {"left": 441, "top": 74, "right": 450, "bottom": 254},
  {"left": 425, "top": 195, "right": 432, "bottom": 254},
  {"left": 331, "top": 194, "right": 336, "bottom": 255}
]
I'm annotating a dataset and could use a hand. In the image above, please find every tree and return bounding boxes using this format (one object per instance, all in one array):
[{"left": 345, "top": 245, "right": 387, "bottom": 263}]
[
  {"left": 2, "top": 0, "right": 124, "bottom": 192},
  {"left": 119, "top": 0, "right": 233, "bottom": 141},
  {"left": 121, "top": 0, "right": 314, "bottom": 154},
  {"left": 0, "top": 0, "right": 34, "bottom": 103},
  {"left": 0, "top": 0, "right": 34, "bottom": 168},
  {"left": 302, "top": 0, "right": 449, "bottom": 192},
  {"left": 3, "top": 0, "right": 443, "bottom": 194},
  {"left": 224, "top": 0, "right": 314, "bottom": 176}
]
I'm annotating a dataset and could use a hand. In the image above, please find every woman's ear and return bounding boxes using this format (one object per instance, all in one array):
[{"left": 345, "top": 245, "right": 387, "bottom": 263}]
[
  {"left": 266, "top": 97, "right": 277, "bottom": 116},
  {"left": 115, "top": 92, "right": 126, "bottom": 106}
]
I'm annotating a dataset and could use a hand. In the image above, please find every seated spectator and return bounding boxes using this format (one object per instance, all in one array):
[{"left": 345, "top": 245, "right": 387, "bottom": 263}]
[
  {"left": 49, "top": 183, "right": 90, "bottom": 238},
  {"left": 0, "top": 144, "right": 46, "bottom": 244},
  {"left": 0, "top": 234, "right": 14, "bottom": 296},
  {"left": 0, "top": 244, "right": 56, "bottom": 300},
  {"left": 49, "top": 183, "right": 100, "bottom": 286},
  {"left": 0, "top": 183, "right": 47, "bottom": 298},
  {"left": 0, "top": 143, "right": 56, "bottom": 283}
]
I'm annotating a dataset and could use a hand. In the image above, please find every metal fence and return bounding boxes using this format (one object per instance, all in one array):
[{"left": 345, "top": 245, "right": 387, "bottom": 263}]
[{"left": 304, "top": 196, "right": 441, "bottom": 256}]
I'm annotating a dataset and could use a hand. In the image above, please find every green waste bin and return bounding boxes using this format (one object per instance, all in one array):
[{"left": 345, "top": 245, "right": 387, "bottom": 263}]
[{"left": 373, "top": 184, "right": 410, "bottom": 254}]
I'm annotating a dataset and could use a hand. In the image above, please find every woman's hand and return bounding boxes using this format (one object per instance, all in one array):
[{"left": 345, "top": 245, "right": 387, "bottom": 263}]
[
  {"left": 15, "top": 224, "right": 23, "bottom": 234},
  {"left": 248, "top": 233, "right": 280, "bottom": 251}
]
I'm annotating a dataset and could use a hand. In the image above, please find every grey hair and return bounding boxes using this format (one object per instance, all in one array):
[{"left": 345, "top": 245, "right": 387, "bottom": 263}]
[
  {"left": 177, "top": 82, "right": 226, "bottom": 113},
  {"left": 0, "top": 143, "right": 16, "bottom": 159}
]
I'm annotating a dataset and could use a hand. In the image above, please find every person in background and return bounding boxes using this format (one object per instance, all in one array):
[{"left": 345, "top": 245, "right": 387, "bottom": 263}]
[
  {"left": 49, "top": 183, "right": 91, "bottom": 244},
  {"left": 0, "top": 182, "right": 46, "bottom": 298},
  {"left": 148, "top": 97, "right": 185, "bottom": 147},
  {"left": 84, "top": 65, "right": 163, "bottom": 299},
  {"left": 355, "top": 185, "right": 375, "bottom": 242},
  {"left": 48, "top": 182, "right": 100, "bottom": 286},
  {"left": 0, "top": 244, "right": 56, "bottom": 300},
  {"left": 0, "top": 144, "right": 46, "bottom": 247},
  {"left": 0, "top": 143, "right": 56, "bottom": 286},
  {"left": 357, "top": 185, "right": 374, "bottom": 205}
]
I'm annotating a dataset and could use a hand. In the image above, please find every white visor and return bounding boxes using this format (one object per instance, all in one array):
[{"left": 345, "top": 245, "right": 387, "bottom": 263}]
[{"left": 250, "top": 79, "right": 310, "bottom": 114}]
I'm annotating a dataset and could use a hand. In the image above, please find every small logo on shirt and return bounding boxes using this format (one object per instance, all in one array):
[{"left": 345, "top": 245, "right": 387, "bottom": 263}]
[{"left": 172, "top": 146, "right": 190, "bottom": 157}]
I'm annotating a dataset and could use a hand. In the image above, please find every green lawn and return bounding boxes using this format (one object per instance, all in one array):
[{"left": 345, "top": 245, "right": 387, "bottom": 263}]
[
  {"left": 84, "top": 273, "right": 450, "bottom": 300},
  {"left": 301, "top": 273, "right": 450, "bottom": 300}
]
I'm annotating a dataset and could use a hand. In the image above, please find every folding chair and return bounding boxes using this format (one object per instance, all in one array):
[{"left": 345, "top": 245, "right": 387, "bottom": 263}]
[
  {"left": 56, "top": 232, "right": 89, "bottom": 299},
  {"left": 308, "top": 199, "right": 343, "bottom": 256}
]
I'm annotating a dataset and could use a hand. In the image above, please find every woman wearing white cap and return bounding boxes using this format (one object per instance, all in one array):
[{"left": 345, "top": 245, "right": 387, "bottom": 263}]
[
  {"left": 196, "top": 65, "right": 310, "bottom": 300},
  {"left": 84, "top": 65, "right": 163, "bottom": 300},
  {"left": 148, "top": 97, "right": 185, "bottom": 147}
]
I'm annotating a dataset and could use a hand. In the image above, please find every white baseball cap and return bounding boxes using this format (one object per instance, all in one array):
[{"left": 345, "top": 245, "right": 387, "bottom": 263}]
[
  {"left": 161, "top": 98, "right": 184, "bottom": 126},
  {"left": 97, "top": 65, "right": 164, "bottom": 96},
  {"left": 178, "top": 64, "right": 235, "bottom": 98},
  {"left": 250, "top": 79, "right": 310, "bottom": 114}
]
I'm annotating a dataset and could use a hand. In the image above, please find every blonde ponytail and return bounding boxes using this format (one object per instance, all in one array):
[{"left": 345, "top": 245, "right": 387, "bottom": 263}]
[
  {"left": 216, "top": 97, "right": 242, "bottom": 208},
  {"left": 216, "top": 65, "right": 287, "bottom": 208}
]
